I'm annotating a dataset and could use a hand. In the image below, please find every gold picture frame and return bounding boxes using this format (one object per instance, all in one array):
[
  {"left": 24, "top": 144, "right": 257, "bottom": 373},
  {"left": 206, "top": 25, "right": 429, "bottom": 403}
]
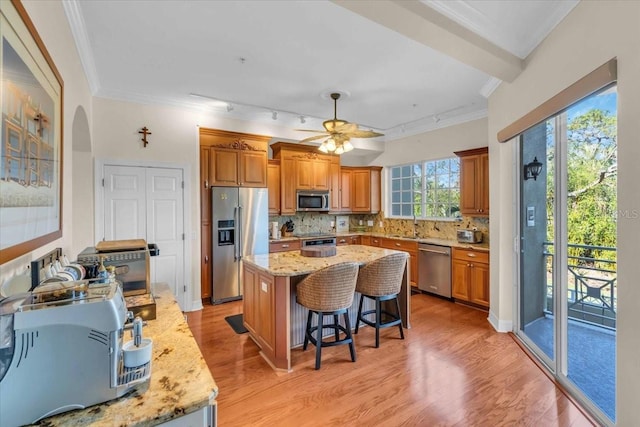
[{"left": 0, "top": 0, "right": 64, "bottom": 264}]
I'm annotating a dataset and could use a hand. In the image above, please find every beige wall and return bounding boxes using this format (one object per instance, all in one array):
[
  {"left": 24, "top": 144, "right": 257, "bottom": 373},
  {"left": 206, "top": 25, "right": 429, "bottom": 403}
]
[
  {"left": 488, "top": 1, "right": 640, "bottom": 424},
  {"left": 373, "top": 118, "right": 488, "bottom": 166},
  {"left": 90, "top": 97, "right": 314, "bottom": 308}
]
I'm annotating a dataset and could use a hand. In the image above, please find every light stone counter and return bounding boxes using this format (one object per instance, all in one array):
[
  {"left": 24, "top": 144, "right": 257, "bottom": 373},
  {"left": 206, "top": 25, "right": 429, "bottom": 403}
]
[
  {"left": 244, "top": 245, "right": 404, "bottom": 276},
  {"left": 32, "top": 284, "right": 218, "bottom": 426}
]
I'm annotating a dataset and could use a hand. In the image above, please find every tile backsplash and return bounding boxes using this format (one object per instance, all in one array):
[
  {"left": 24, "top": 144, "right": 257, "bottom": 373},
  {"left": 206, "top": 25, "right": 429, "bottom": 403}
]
[{"left": 269, "top": 212, "right": 489, "bottom": 244}]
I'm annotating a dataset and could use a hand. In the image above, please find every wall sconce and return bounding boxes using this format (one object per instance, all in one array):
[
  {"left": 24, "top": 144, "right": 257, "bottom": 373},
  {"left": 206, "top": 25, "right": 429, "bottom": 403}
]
[{"left": 524, "top": 157, "right": 543, "bottom": 181}]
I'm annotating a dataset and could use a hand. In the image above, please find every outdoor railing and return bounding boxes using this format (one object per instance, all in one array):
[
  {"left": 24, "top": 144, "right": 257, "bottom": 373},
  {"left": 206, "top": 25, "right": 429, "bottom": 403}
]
[{"left": 542, "top": 242, "right": 617, "bottom": 330}]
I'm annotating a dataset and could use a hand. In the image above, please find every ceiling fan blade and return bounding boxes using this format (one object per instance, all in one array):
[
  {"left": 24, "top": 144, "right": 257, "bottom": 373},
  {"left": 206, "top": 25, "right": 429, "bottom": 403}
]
[
  {"left": 299, "top": 134, "right": 330, "bottom": 143},
  {"left": 295, "top": 129, "right": 326, "bottom": 133},
  {"left": 348, "top": 129, "right": 384, "bottom": 138},
  {"left": 334, "top": 122, "right": 358, "bottom": 133}
]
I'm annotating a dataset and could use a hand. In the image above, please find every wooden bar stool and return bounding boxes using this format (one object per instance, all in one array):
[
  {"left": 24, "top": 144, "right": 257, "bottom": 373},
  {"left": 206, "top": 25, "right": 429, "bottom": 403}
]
[
  {"left": 296, "top": 262, "right": 360, "bottom": 370},
  {"left": 355, "top": 252, "right": 408, "bottom": 348}
]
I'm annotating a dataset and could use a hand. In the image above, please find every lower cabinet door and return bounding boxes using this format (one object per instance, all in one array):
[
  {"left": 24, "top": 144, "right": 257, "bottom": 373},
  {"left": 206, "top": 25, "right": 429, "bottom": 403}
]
[
  {"left": 470, "top": 262, "right": 490, "bottom": 307},
  {"left": 451, "top": 258, "right": 470, "bottom": 301},
  {"left": 257, "top": 273, "right": 276, "bottom": 354},
  {"left": 243, "top": 265, "right": 258, "bottom": 335}
]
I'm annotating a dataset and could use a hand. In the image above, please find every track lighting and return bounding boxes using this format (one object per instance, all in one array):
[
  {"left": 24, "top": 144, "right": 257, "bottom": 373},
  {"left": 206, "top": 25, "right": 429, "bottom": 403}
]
[
  {"left": 299, "top": 115, "right": 306, "bottom": 124},
  {"left": 226, "top": 104, "right": 234, "bottom": 112},
  {"left": 272, "top": 111, "right": 278, "bottom": 120}
]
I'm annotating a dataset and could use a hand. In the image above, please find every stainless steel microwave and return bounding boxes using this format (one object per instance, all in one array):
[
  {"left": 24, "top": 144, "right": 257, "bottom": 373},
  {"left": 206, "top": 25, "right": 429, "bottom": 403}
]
[{"left": 296, "top": 190, "right": 330, "bottom": 212}]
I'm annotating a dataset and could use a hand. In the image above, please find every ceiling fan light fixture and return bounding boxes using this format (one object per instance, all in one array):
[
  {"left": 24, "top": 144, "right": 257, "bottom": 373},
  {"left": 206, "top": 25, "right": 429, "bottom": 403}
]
[
  {"left": 318, "top": 143, "right": 329, "bottom": 153},
  {"left": 343, "top": 141, "right": 354, "bottom": 152},
  {"left": 323, "top": 119, "right": 348, "bottom": 132},
  {"left": 326, "top": 138, "right": 336, "bottom": 152}
]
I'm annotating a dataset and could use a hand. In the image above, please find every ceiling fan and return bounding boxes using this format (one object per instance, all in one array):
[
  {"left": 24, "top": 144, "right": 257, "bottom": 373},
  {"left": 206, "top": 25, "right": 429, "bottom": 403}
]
[{"left": 298, "top": 93, "right": 384, "bottom": 154}]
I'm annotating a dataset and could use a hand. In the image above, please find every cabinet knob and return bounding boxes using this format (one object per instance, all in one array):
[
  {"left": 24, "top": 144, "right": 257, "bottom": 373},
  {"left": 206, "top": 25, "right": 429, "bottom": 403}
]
[
  {"left": 282, "top": 244, "right": 289, "bottom": 248},
  {"left": 204, "top": 255, "right": 209, "bottom": 263},
  {"left": 395, "top": 243, "right": 401, "bottom": 247},
  {"left": 339, "top": 239, "right": 346, "bottom": 243},
  {"left": 467, "top": 253, "right": 476, "bottom": 257},
  {"left": 204, "top": 180, "right": 209, "bottom": 189}
]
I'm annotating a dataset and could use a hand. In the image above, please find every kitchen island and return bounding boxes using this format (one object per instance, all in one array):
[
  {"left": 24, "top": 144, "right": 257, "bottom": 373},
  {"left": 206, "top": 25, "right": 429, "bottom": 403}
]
[
  {"left": 33, "top": 283, "right": 218, "bottom": 426},
  {"left": 242, "top": 245, "right": 410, "bottom": 372}
]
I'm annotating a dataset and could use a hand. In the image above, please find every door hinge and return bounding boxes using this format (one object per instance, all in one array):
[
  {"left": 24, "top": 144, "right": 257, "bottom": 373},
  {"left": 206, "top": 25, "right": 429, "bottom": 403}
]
[
  {"left": 102, "top": 178, "right": 104, "bottom": 187},
  {"left": 181, "top": 181, "right": 184, "bottom": 189},
  {"left": 183, "top": 285, "right": 187, "bottom": 292},
  {"left": 182, "top": 233, "right": 185, "bottom": 240}
]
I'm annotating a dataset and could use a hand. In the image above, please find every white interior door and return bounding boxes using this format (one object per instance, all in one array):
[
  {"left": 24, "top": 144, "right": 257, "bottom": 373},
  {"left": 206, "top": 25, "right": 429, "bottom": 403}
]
[
  {"left": 101, "top": 164, "right": 185, "bottom": 309},
  {"left": 103, "top": 165, "right": 146, "bottom": 240},
  {"left": 146, "top": 167, "right": 184, "bottom": 303}
]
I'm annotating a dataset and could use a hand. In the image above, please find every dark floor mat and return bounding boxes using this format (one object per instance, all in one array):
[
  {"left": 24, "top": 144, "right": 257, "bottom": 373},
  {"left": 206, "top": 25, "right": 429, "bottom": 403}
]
[{"left": 225, "top": 314, "right": 248, "bottom": 334}]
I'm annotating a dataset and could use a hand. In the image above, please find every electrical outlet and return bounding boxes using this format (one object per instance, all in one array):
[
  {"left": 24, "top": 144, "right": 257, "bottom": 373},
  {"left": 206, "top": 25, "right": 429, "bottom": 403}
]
[
  {"left": 379, "top": 221, "right": 383, "bottom": 228},
  {"left": 367, "top": 220, "right": 374, "bottom": 227}
]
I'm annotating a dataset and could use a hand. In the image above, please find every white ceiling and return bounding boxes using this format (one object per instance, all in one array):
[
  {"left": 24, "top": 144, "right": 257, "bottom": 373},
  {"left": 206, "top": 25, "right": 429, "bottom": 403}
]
[{"left": 64, "top": 0, "right": 578, "bottom": 153}]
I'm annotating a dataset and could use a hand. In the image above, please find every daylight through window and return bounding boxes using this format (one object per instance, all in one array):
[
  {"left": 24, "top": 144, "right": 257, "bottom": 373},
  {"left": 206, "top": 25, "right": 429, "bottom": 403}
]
[{"left": 389, "top": 157, "right": 460, "bottom": 219}]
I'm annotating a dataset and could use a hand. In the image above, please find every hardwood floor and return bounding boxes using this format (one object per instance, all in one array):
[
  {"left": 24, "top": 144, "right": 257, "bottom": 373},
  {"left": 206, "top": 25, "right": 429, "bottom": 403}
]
[{"left": 187, "top": 293, "right": 596, "bottom": 427}]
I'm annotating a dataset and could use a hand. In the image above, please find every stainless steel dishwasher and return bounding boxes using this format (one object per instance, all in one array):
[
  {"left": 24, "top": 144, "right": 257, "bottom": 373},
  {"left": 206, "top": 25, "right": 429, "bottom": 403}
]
[{"left": 418, "top": 244, "right": 452, "bottom": 298}]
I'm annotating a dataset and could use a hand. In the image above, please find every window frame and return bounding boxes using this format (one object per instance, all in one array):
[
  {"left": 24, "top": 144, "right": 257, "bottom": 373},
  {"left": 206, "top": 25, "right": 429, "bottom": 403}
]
[{"left": 387, "top": 156, "right": 461, "bottom": 221}]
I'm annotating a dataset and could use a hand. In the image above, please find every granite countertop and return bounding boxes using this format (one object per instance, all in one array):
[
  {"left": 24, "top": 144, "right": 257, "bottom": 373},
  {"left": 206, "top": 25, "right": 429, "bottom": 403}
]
[
  {"left": 269, "top": 232, "right": 489, "bottom": 252},
  {"left": 34, "top": 283, "right": 218, "bottom": 426},
  {"left": 244, "top": 245, "right": 404, "bottom": 276}
]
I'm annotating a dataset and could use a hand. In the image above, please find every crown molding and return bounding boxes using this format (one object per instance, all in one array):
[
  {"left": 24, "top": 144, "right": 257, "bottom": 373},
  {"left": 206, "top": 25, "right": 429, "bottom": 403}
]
[
  {"left": 63, "top": 0, "right": 100, "bottom": 94},
  {"left": 480, "top": 77, "right": 502, "bottom": 98}
]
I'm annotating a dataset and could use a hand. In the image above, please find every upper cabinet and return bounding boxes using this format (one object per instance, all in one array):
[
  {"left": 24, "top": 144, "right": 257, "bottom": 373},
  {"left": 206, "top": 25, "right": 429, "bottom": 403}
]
[
  {"left": 455, "top": 147, "right": 489, "bottom": 217},
  {"left": 341, "top": 166, "right": 382, "bottom": 214},
  {"left": 271, "top": 142, "right": 337, "bottom": 215},
  {"left": 267, "top": 160, "right": 281, "bottom": 215},
  {"left": 200, "top": 128, "right": 270, "bottom": 188}
]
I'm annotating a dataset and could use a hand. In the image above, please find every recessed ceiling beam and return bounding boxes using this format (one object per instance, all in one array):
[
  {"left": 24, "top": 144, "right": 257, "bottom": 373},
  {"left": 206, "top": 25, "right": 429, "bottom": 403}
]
[{"left": 333, "top": 0, "right": 523, "bottom": 83}]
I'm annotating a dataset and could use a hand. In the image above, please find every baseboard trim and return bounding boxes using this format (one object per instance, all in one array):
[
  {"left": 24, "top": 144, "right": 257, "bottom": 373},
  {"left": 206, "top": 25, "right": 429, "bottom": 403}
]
[{"left": 488, "top": 310, "right": 513, "bottom": 332}]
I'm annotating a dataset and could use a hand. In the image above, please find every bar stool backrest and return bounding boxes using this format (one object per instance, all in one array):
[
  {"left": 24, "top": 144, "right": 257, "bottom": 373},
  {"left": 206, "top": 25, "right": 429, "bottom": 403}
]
[
  {"left": 297, "top": 262, "right": 360, "bottom": 312},
  {"left": 356, "top": 252, "right": 408, "bottom": 297}
]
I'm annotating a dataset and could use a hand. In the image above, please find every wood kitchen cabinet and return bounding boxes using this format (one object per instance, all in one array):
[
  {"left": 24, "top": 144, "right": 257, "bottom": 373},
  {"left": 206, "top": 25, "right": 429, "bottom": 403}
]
[
  {"left": 200, "top": 128, "right": 269, "bottom": 188},
  {"left": 337, "top": 235, "right": 360, "bottom": 246},
  {"left": 379, "top": 238, "right": 418, "bottom": 287},
  {"left": 329, "top": 158, "right": 341, "bottom": 212},
  {"left": 455, "top": 147, "right": 489, "bottom": 216},
  {"left": 338, "top": 168, "right": 352, "bottom": 212},
  {"left": 451, "top": 248, "right": 490, "bottom": 308},
  {"left": 340, "top": 166, "right": 381, "bottom": 213},
  {"left": 269, "top": 239, "right": 301, "bottom": 253},
  {"left": 267, "top": 160, "right": 280, "bottom": 215},
  {"left": 199, "top": 128, "right": 271, "bottom": 301},
  {"left": 296, "top": 156, "right": 330, "bottom": 190},
  {"left": 271, "top": 142, "right": 338, "bottom": 214},
  {"left": 243, "top": 264, "right": 276, "bottom": 356},
  {"left": 199, "top": 146, "right": 212, "bottom": 300}
]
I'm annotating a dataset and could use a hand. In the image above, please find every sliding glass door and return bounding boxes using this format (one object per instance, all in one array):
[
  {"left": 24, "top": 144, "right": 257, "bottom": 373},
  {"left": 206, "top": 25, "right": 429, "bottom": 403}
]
[{"left": 517, "top": 86, "right": 617, "bottom": 424}]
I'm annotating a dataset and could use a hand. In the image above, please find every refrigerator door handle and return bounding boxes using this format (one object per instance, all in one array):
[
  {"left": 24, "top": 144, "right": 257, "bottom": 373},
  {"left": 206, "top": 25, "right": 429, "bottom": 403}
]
[
  {"left": 233, "top": 206, "right": 239, "bottom": 261},
  {"left": 237, "top": 205, "right": 243, "bottom": 260}
]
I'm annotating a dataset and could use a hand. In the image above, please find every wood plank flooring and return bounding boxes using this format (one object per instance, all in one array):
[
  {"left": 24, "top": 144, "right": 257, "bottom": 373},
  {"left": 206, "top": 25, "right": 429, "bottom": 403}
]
[{"left": 187, "top": 293, "right": 596, "bottom": 427}]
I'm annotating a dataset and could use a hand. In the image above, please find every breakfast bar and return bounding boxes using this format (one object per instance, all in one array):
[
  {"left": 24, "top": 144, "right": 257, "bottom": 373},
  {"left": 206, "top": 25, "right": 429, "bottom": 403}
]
[{"left": 242, "top": 245, "right": 410, "bottom": 372}]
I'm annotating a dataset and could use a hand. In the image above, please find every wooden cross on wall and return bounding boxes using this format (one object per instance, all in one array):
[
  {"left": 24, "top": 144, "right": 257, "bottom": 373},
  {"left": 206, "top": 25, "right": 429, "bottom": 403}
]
[{"left": 138, "top": 126, "right": 152, "bottom": 147}]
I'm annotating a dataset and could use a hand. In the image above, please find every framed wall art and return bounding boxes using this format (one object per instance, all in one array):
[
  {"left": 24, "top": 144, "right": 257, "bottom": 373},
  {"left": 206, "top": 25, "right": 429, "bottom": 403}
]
[{"left": 0, "top": 0, "right": 63, "bottom": 264}]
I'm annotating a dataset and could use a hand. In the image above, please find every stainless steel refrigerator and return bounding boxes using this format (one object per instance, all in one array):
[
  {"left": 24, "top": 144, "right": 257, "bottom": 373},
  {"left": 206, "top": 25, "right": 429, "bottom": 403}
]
[{"left": 211, "top": 187, "right": 268, "bottom": 304}]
